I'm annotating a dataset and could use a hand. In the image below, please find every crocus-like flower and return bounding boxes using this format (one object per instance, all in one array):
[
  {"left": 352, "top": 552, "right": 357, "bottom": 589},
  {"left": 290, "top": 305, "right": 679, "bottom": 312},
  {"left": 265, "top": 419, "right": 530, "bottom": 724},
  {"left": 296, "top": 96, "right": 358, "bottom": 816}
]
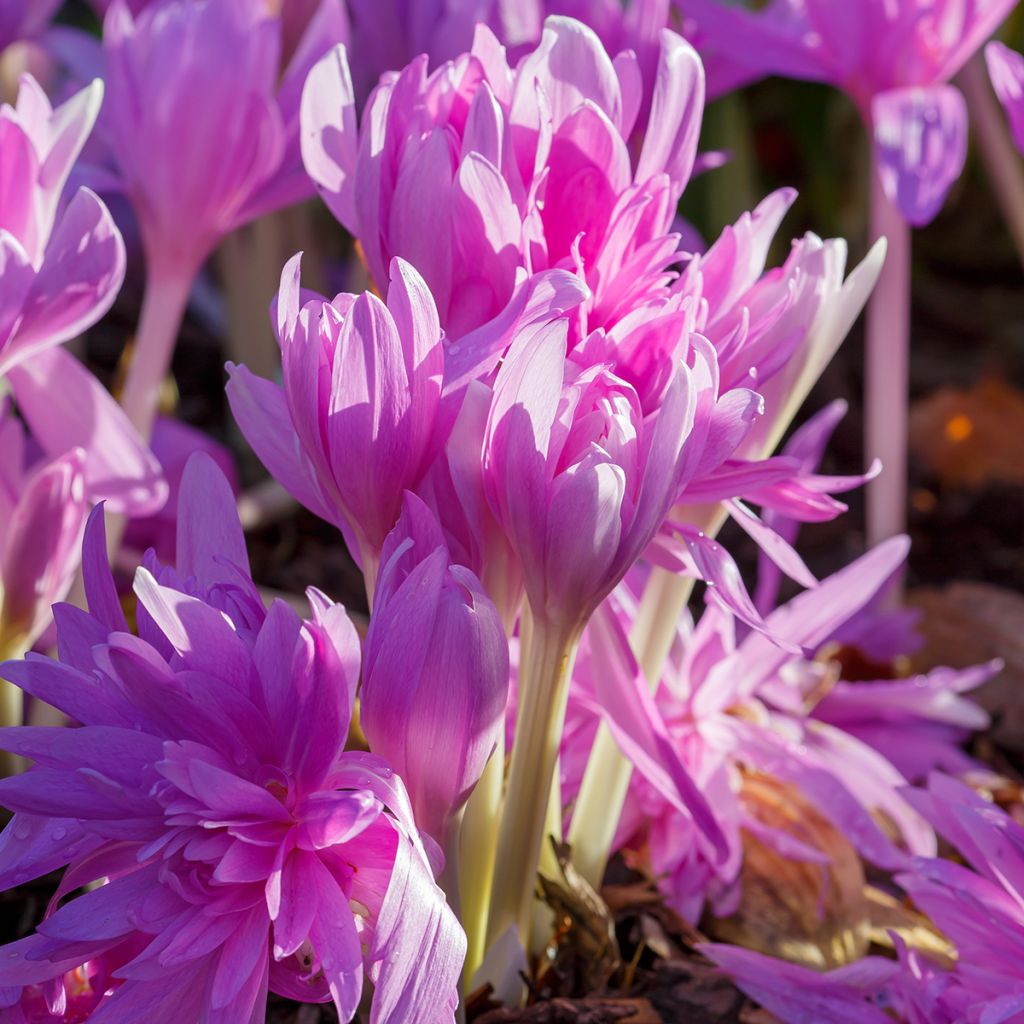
[
  {"left": 684, "top": 0, "right": 1015, "bottom": 224},
  {"left": 102, "top": 0, "right": 347, "bottom": 280},
  {"left": 362, "top": 494, "right": 509, "bottom": 844},
  {"left": 97, "top": 0, "right": 347, "bottom": 442},
  {"left": 482, "top": 317, "right": 705, "bottom": 635},
  {"left": 227, "top": 253, "right": 444, "bottom": 595},
  {"left": 0, "top": 74, "right": 124, "bottom": 380},
  {"left": 0, "top": 409, "right": 87, "bottom": 659},
  {"left": 302, "top": 16, "right": 703, "bottom": 336},
  {"left": 0, "top": 1, "right": 60, "bottom": 53},
  {"left": 0, "top": 453, "right": 464, "bottom": 1022},
  {"left": 562, "top": 539, "right": 993, "bottom": 927},
  {"left": 986, "top": 41, "right": 1024, "bottom": 154},
  {"left": 895, "top": 774, "right": 1024, "bottom": 1022}
]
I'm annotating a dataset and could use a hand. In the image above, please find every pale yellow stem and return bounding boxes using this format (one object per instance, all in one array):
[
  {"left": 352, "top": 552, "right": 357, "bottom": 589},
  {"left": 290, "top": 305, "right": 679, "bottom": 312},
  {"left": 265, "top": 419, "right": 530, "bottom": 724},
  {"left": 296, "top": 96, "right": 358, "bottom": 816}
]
[
  {"left": 459, "top": 731, "right": 505, "bottom": 980},
  {"left": 486, "top": 608, "right": 579, "bottom": 948},
  {"left": 567, "top": 504, "right": 727, "bottom": 888}
]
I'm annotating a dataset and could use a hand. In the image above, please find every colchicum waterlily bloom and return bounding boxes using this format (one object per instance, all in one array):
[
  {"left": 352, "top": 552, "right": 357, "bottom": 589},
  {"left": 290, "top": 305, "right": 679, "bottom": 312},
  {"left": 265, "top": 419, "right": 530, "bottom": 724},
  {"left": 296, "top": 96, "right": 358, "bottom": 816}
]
[
  {"left": 559, "top": 538, "right": 994, "bottom": 939},
  {"left": 302, "top": 15, "right": 704, "bottom": 337},
  {"left": 0, "top": 454, "right": 464, "bottom": 1023}
]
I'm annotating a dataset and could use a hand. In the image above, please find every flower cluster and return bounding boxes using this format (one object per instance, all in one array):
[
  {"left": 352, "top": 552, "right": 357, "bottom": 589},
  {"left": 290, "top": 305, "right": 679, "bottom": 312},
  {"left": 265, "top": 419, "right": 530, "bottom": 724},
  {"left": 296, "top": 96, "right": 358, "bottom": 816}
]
[{"left": 0, "top": 1, "right": 1019, "bottom": 1021}]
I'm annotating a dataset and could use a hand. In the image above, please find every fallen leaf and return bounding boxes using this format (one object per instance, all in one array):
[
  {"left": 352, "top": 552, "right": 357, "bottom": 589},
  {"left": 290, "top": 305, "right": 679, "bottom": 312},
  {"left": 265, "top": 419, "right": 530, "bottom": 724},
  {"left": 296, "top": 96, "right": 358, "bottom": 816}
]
[
  {"left": 536, "top": 840, "right": 621, "bottom": 995},
  {"left": 864, "top": 885, "right": 955, "bottom": 966},
  {"left": 705, "top": 774, "right": 869, "bottom": 969}
]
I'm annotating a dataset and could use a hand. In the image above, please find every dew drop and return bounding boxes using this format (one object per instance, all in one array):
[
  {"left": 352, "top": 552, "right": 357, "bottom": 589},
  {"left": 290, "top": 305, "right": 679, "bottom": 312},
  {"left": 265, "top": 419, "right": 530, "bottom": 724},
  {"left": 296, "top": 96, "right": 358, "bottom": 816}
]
[
  {"left": 51, "top": 826, "right": 68, "bottom": 841},
  {"left": 12, "top": 822, "right": 30, "bottom": 841}
]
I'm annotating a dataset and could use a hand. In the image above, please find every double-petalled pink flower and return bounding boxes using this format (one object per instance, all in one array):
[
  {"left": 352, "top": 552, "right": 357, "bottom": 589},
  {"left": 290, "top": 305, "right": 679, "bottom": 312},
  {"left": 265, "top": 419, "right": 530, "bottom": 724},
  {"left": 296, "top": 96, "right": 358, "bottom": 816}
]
[
  {"left": 0, "top": 454, "right": 464, "bottom": 1023},
  {"left": 302, "top": 15, "right": 703, "bottom": 336}
]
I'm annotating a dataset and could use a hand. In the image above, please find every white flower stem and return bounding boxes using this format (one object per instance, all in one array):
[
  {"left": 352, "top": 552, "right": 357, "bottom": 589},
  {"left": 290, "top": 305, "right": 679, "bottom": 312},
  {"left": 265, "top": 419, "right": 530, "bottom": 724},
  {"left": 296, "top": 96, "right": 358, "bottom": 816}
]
[
  {"left": 486, "top": 607, "right": 579, "bottom": 949},
  {"left": 120, "top": 265, "right": 193, "bottom": 442},
  {"left": 459, "top": 730, "right": 505, "bottom": 980},
  {"left": 865, "top": 162, "right": 911, "bottom": 552}
]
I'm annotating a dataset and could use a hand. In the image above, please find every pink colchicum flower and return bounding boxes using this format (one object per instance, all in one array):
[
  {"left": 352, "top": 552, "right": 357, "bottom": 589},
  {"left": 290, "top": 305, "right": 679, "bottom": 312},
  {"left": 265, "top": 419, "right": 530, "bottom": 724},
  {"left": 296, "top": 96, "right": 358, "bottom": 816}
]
[
  {"left": 0, "top": 454, "right": 464, "bottom": 1023},
  {"left": 684, "top": 0, "right": 1016, "bottom": 225},
  {"left": 560, "top": 538, "right": 993, "bottom": 924},
  {"left": 481, "top": 315, "right": 706, "bottom": 636},
  {"left": 0, "top": 74, "right": 165, "bottom": 516},
  {"left": 362, "top": 494, "right": 510, "bottom": 845},
  {"left": 302, "top": 16, "right": 704, "bottom": 337},
  {"left": 0, "top": 75, "right": 123, "bottom": 381},
  {"left": 986, "top": 41, "right": 1024, "bottom": 155},
  {"left": 0, "top": 1, "right": 60, "bottom": 53},
  {"left": 227, "top": 253, "right": 445, "bottom": 595},
  {"left": 0, "top": 410, "right": 88, "bottom": 659},
  {"left": 102, "top": 0, "right": 347, "bottom": 280},
  {"left": 98, "top": 0, "right": 347, "bottom": 443}
]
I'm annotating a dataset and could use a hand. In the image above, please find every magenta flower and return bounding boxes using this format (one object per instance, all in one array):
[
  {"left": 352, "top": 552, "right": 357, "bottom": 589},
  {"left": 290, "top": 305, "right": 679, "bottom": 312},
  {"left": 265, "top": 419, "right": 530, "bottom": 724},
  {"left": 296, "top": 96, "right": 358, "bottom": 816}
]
[
  {"left": 0, "top": 1, "right": 60, "bottom": 53},
  {"left": 986, "top": 41, "right": 1024, "bottom": 154},
  {"left": 362, "top": 494, "right": 509, "bottom": 844},
  {"left": 302, "top": 15, "right": 703, "bottom": 336},
  {"left": 0, "top": 75, "right": 124, "bottom": 380},
  {"left": 0, "top": 410, "right": 87, "bottom": 659},
  {"left": 0, "top": 75, "right": 165, "bottom": 516},
  {"left": 482, "top": 317, "right": 705, "bottom": 636},
  {"left": 0, "top": 454, "right": 464, "bottom": 1022},
  {"left": 685, "top": 0, "right": 1014, "bottom": 225},
  {"left": 95, "top": 0, "right": 347, "bottom": 442},
  {"left": 227, "top": 253, "right": 445, "bottom": 596},
  {"left": 102, "top": 0, "right": 347, "bottom": 281},
  {"left": 562, "top": 540, "right": 972, "bottom": 923},
  {"left": 896, "top": 774, "right": 1024, "bottom": 1021}
]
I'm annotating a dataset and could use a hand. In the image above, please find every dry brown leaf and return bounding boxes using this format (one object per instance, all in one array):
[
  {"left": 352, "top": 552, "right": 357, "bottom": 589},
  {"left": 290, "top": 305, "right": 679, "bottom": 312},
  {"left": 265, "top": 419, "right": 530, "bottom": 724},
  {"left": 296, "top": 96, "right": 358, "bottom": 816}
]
[
  {"left": 909, "top": 375, "right": 1024, "bottom": 488},
  {"left": 705, "top": 774, "right": 869, "bottom": 969},
  {"left": 864, "top": 886, "right": 955, "bottom": 966},
  {"left": 536, "top": 840, "right": 621, "bottom": 994},
  {"left": 910, "top": 583, "right": 1024, "bottom": 752}
]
